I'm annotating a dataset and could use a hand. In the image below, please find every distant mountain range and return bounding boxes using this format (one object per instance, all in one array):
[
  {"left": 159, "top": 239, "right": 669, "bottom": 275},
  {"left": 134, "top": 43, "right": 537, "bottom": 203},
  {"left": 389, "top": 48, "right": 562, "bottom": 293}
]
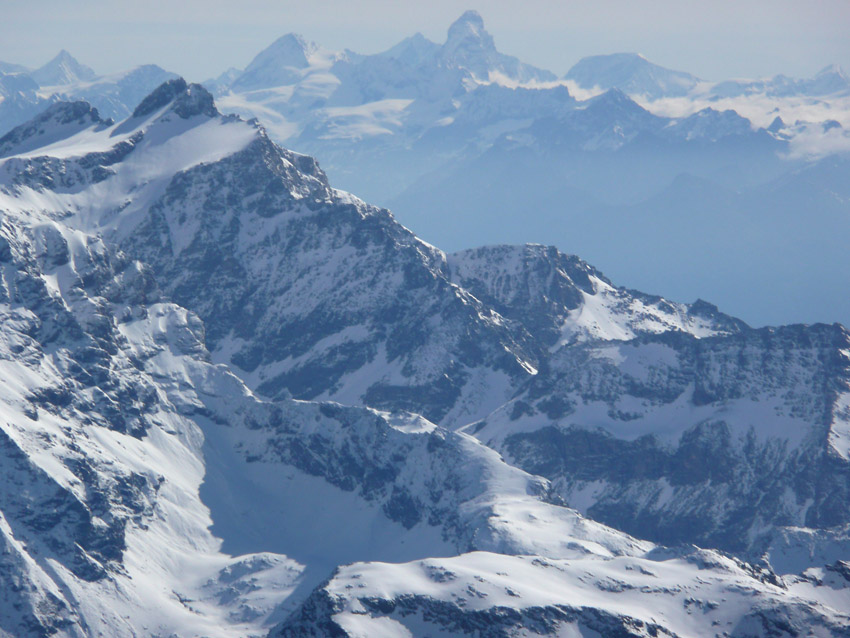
[
  {"left": 0, "top": 50, "right": 176, "bottom": 134},
  {"left": 198, "top": 11, "right": 850, "bottom": 328},
  {"left": 1, "top": 11, "right": 847, "bottom": 328}
]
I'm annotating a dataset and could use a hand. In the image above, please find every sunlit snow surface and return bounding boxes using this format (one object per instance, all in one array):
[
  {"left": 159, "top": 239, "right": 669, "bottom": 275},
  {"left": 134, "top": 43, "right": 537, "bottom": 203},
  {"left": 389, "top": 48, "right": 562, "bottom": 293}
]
[{"left": 282, "top": 551, "right": 850, "bottom": 637}]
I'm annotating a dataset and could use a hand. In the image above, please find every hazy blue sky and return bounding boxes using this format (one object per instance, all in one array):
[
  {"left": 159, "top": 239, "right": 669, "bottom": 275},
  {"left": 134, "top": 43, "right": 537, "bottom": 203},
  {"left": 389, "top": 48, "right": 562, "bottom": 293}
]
[{"left": 2, "top": 0, "right": 849, "bottom": 82}]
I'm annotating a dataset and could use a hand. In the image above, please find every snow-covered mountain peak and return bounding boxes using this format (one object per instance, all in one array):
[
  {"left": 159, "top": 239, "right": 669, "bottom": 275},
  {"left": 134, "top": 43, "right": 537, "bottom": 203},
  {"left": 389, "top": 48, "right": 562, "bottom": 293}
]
[
  {"left": 230, "top": 33, "right": 330, "bottom": 92},
  {"left": 441, "top": 10, "right": 498, "bottom": 73},
  {"left": 0, "top": 101, "right": 107, "bottom": 158},
  {"left": 251, "top": 33, "right": 316, "bottom": 69},
  {"left": 379, "top": 32, "right": 440, "bottom": 66},
  {"left": 131, "top": 77, "right": 217, "bottom": 120},
  {"left": 446, "top": 10, "right": 490, "bottom": 46},
  {"left": 449, "top": 244, "right": 745, "bottom": 348},
  {"left": 31, "top": 49, "right": 97, "bottom": 87},
  {"left": 0, "top": 82, "right": 291, "bottom": 248},
  {"left": 565, "top": 52, "right": 700, "bottom": 99},
  {"left": 438, "top": 10, "right": 555, "bottom": 84}
]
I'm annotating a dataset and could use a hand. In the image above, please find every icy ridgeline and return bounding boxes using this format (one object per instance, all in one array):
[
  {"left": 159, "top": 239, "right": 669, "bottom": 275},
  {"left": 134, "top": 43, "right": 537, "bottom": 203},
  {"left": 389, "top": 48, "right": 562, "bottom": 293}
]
[{"left": 0, "top": 80, "right": 848, "bottom": 636}]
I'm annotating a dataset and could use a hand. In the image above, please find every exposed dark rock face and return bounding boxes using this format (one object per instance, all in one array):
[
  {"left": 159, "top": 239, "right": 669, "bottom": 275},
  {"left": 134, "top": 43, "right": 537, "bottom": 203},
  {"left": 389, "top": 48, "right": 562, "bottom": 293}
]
[
  {"left": 108, "top": 108, "right": 539, "bottom": 426},
  {"left": 479, "top": 324, "right": 850, "bottom": 557},
  {"left": 132, "top": 77, "right": 217, "bottom": 119}
]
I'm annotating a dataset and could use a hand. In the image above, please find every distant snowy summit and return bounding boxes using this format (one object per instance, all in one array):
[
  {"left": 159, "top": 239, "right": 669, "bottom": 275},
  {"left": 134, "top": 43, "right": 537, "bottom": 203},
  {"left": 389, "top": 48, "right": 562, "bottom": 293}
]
[
  {"left": 564, "top": 52, "right": 700, "bottom": 99},
  {"left": 30, "top": 49, "right": 97, "bottom": 86},
  {"left": 194, "top": 11, "right": 847, "bottom": 167},
  {"left": 564, "top": 52, "right": 850, "bottom": 100},
  {"left": 0, "top": 49, "right": 177, "bottom": 134},
  {"left": 710, "top": 63, "right": 850, "bottom": 98}
]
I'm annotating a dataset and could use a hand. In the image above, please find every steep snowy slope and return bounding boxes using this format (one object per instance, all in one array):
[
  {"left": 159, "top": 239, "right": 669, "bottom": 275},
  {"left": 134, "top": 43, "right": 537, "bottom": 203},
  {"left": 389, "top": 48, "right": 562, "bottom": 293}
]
[
  {"left": 0, "top": 78, "right": 541, "bottom": 431},
  {"left": 276, "top": 550, "right": 850, "bottom": 637},
  {"left": 0, "top": 200, "right": 246, "bottom": 636},
  {"left": 0, "top": 213, "right": 845, "bottom": 637},
  {"left": 0, "top": 196, "right": 657, "bottom": 636}
]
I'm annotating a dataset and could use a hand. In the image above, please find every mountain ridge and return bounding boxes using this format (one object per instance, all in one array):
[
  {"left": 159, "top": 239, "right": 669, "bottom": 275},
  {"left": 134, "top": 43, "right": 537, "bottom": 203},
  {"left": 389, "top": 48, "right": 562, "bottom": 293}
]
[{"left": 0, "top": 77, "right": 848, "bottom": 637}]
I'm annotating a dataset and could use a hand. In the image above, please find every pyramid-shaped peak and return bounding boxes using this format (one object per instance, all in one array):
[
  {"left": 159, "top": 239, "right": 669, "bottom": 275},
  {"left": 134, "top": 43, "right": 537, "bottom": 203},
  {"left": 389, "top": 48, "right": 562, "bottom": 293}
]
[
  {"left": 31, "top": 49, "right": 96, "bottom": 86},
  {"left": 767, "top": 116, "right": 786, "bottom": 132},
  {"left": 450, "top": 10, "right": 486, "bottom": 33},
  {"left": 447, "top": 10, "right": 490, "bottom": 43},
  {"left": 439, "top": 10, "right": 555, "bottom": 83},
  {"left": 442, "top": 10, "right": 498, "bottom": 67},
  {"left": 248, "top": 33, "right": 317, "bottom": 70},
  {"left": 230, "top": 33, "right": 321, "bottom": 92}
]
